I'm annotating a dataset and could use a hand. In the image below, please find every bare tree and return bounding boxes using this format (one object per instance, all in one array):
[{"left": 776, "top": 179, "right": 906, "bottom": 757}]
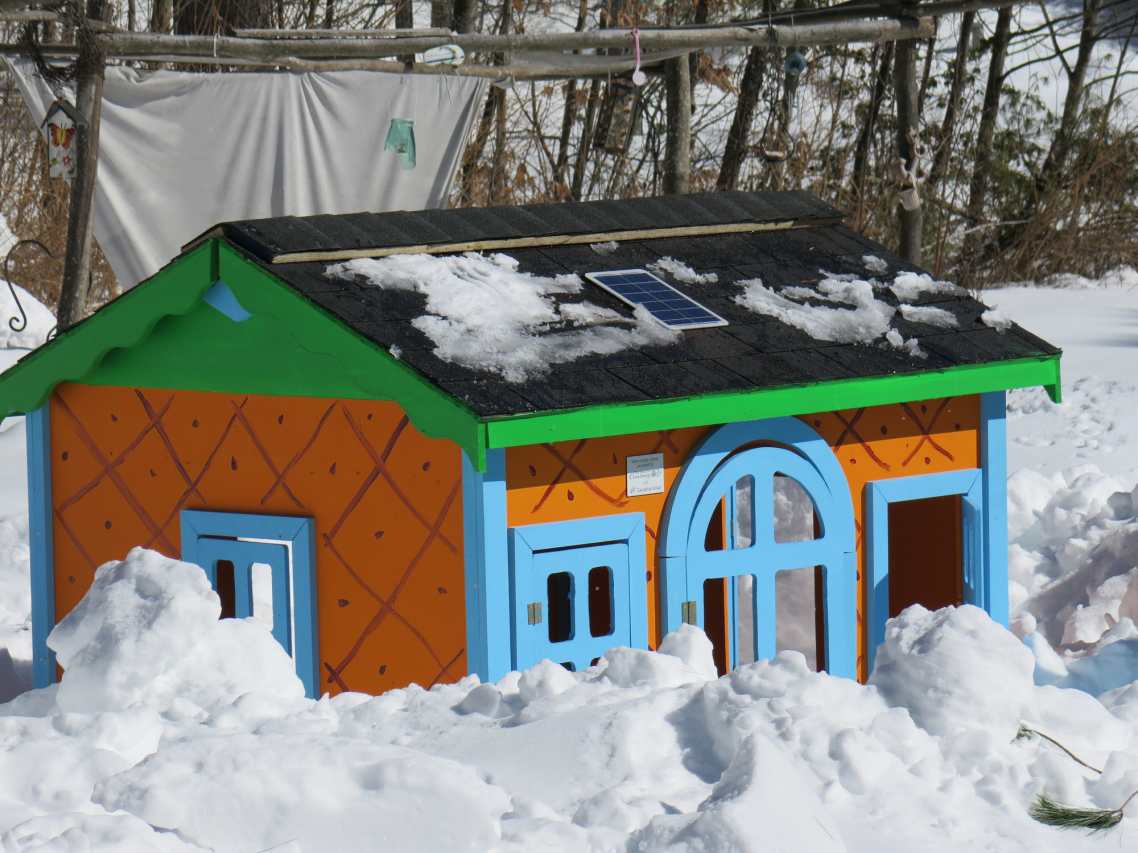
[{"left": 959, "top": 6, "right": 1013, "bottom": 282}]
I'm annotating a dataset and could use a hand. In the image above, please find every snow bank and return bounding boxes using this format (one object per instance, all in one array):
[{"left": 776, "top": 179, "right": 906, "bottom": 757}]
[
  {"left": 95, "top": 735, "right": 511, "bottom": 853},
  {"left": 0, "top": 516, "right": 31, "bottom": 702},
  {"left": 870, "top": 605, "right": 1037, "bottom": 739},
  {"left": 48, "top": 548, "right": 303, "bottom": 714},
  {"left": 326, "top": 252, "right": 677, "bottom": 382},
  {"left": 1010, "top": 467, "right": 1138, "bottom": 649},
  {"left": 0, "top": 546, "right": 1135, "bottom": 850},
  {"left": 999, "top": 266, "right": 1138, "bottom": 291}
]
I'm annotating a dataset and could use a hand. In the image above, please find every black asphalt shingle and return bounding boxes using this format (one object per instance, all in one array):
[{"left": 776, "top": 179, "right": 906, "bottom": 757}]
[{"left": 214, "top": 192, "right": 1059, "bottom": 418}]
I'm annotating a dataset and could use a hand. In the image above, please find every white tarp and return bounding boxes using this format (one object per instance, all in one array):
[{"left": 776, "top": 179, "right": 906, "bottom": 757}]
[{"left": 6, "top": 59, "right": 487, "bottom": 289}]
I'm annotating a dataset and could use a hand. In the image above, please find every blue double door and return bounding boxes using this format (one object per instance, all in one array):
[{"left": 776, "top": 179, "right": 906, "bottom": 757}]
[
  {"left": 192, "top": 536, "right": 293, "bottom": 655},
  {"left": 659, "top": 420, "right": 859, "bottom": 680},
  {"left": 509, "top": 514, "right": 648, "bottom": 672}
]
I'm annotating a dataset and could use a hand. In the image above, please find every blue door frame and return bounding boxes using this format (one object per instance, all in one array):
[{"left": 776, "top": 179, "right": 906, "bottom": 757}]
[
  {"left": 863, "top": 468, "right": 983, "bottom": 673},
  {"left": 181, "top": 510, "right": 319, "bottom": 697},
  {"left": 659, "top": 417, "right": 858, "bottom": 679}
]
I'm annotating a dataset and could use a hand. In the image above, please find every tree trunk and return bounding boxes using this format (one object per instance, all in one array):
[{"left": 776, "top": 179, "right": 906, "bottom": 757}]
[
  {"left": 916, "top": 31, "right": 936, "bottom": 115},
  {"left": 127, "top": 0, "right": 136, "bottom": 32},
  {"left": 894, "top": 33, "right": 923, "bottom": 263},
  {"left": 925, "top": 10, "right": 974, "bottom": 198},
  {"left": 488, "top": 0, "right": 513, "bottom": 203},
  {"left": 1034, "top": 0, "right": 1101, "bottom": 199},
  {"left": 430, "top": 0, "right": 452, "bottom": 29},
  {"left": 149, "top": 0, "right": 171, "bottom": 33},
  {"left": 323, "top": 0, "right": 335, "bottom": 28},
  {"left": 850, "top": 42, "right": 893, "bottom": 228},
  {"left": 717, "top": 46, "right": 766, "bottom": 191},
  {"left": 553, "top": 0, "right": 589, "bottom": 195},
  {"left": 664, "top": 55, "right": 692, "bottom": 194},
  {"left": 58, "top": 3, "right": 108, "bottom": 329},
  {"left": 688, "top": 0, "right": 709, "bottom": 92},
  {"left": 451, "top": 0, "right": 474, "bottom": 33},
  {"left": 175, "top": 0, "right": 273, "bottom": 33},
  {"left": 571, "top": 79, "right": 602, "bottom": 199},
  {"left": 459, "top": 93, "right": 498, "bottom": 204},
  {"left": 959, "top": 6, "right": 1012, "bottom": 281},
  {"left": 396, "top": 0, "right": 415, "bottom": 66}
]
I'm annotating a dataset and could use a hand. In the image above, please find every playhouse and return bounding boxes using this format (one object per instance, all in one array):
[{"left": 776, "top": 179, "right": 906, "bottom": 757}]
[{"left": 0, "top": 191, "right": 1061, "bottom": 697}]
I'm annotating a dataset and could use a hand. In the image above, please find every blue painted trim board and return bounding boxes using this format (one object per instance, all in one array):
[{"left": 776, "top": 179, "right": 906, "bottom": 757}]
[
  {"left": 461, "top": 449, "right": 510, "bottom": 682},
  {"left": 181, "top": 510, "right": 318, "bottom": 697},
  {"left": 202, "top": 280, "right": 252, "bottom": 322},
  {"left": 864, "top": 468, "right": 983, "bottom": 674},
  {"left": 26, "top": 406, "right": 56, "bottom": 688},
  {"left": 981, "top": 391, "right": 1009, "bottom": 627}
]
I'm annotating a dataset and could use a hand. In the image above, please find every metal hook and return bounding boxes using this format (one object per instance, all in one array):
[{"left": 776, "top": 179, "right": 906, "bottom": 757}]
[{"left": 3, "top": 239, "right": 55, "bottom": 336}]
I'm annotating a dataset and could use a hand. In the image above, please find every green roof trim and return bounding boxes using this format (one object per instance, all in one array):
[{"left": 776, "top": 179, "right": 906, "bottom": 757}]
[
  {"left": 0, "top": 242, "right": 216, "bottom": 418},
  {"left": 0, "top": 241, "right": 487, "bottom": 468},
  {"left": 81, "top": 242, "right": 488, "bottom": 468},
  {"left": 482, "top": 355, "right": 1062, "bottom": 450},
  {"left": 0, "top": 236, "right": 1061, "bottom": 474}
]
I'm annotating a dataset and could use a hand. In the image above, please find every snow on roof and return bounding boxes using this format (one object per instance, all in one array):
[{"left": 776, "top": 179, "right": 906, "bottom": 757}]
[
  {"left": 327, "top": 252, "right": 678, "bottom": 383},
  {"left": 647, "top": 257, "right": 719, "bottom": 285},
  {"left": 734, "top": 270, "right": 964, "bottom": 357}
]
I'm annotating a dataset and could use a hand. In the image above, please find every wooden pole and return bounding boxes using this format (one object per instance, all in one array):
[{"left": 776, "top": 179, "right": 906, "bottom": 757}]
[
  {"left": 893, "top": 10, "right": 923, "bottom": 264},
  {"left": 664, "top": 55, "right": 691, "bottom": 194},
  {"left": 57, "top": 9, "right": 107, "bottom": 329}
]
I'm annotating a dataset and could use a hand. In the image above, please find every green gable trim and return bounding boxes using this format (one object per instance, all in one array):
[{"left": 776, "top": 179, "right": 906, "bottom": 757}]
[
  {"left": 82, "top": 242, "right": 488, "bottom": 468},
  {"left": 0, "top": 243, "right": 216, "bottom": 419},
  {"left": 482, "top": 355, "right": 1061, "bottom": 450}
]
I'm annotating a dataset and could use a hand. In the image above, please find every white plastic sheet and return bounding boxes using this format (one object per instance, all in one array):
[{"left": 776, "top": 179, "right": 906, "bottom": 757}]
[{"left": 6, "top": 59, "right": 487, "bottom": 288}]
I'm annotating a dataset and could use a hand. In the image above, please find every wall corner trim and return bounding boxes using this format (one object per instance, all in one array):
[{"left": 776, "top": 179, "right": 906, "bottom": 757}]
[
  {"left": 462, "top": 448, "right": 510, "bottom": 682},
  {"left": 980, "top": 391, "right": 1010, "bottom": 626},
  {"left": 27, "top": 405, "right": 56, "bottom": 688}
]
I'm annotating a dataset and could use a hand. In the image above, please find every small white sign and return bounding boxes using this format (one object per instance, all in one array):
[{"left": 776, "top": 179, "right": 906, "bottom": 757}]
[{"left": 626, "top": 453, "right": 665, "bottom": 497}]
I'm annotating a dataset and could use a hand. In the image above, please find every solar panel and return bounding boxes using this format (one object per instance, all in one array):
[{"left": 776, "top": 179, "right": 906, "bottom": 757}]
[{"left": 584, "top": 269, "right": 727, "bottom": 330}]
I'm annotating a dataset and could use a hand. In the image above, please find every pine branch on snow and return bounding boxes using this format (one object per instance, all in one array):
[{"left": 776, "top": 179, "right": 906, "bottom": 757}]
[{"left": 1016, "top": 724, "right": 1138, "bottom": 834}]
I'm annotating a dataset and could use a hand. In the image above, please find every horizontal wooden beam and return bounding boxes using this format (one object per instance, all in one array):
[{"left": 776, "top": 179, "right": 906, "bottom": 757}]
[
  {"left": 235, "top": 27, "right": 453, "bottom": 39},
  {"left": 93, "top": 17, "right": 934, "bottom": 59},
  {"left": 0, "top": 42, "right": 687, "bottom": 80}
]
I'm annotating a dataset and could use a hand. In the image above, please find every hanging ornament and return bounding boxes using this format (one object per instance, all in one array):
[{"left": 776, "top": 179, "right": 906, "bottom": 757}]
[
  {"left": 630, "top": 28, "right": 647, "bottom": 87},
  {"left": 41, "top": 99, "right": 79, "bottom": 183},
  {"left": 784, "top": 49, "right": 808, "bottom": 78}
]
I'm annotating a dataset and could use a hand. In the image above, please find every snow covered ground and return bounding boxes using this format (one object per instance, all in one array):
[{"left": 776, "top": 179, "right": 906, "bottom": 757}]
[{"left": 0, "top": 272, "right": 1135, "bottom": 851}]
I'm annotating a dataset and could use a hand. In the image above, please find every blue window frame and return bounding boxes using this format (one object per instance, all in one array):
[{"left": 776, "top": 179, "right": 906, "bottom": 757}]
[
  {"left": 864, "top": 468, "right": 983, "bottom": 673},
  {"left": 181, "top": 509, "right": 319, "bottom": 697},
  {"left": 509, "top": 513, "right": 648, "bottom": 672}
]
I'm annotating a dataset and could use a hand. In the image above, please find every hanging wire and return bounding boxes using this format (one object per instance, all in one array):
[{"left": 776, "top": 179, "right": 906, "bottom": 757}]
[{"left": 3, "top": 239, "right": 56, "bottom": 336}]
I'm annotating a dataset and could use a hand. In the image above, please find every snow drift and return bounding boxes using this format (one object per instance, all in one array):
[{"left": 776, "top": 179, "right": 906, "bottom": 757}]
[{"left": 0, "top": 549, "right": 1133, "bottom": 850}]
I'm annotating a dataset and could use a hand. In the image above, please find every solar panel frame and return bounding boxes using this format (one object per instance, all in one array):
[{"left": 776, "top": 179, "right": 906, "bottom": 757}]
[{"left": 584, "top": 268, "right": 728, "bottom": 331}]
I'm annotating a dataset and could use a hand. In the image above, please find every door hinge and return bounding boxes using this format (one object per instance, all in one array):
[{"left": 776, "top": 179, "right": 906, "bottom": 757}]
[
  {"left": 527, "top": 602, "right": 543, "bottom": 625},
  {"left": 681, "top": 600, "right": 697, "bottom": 625}
]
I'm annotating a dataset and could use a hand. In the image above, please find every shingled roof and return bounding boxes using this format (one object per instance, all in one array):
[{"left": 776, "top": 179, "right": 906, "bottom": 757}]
[{"left": 210, "top": 191, "right": 1060, "bottom": 418}]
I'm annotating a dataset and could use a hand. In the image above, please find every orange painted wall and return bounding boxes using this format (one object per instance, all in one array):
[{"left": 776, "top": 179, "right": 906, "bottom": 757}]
[
  {"left": 48, "top": 383, "right": 466, "bottom": 696},
  {"left": 505, "top": 395, "right": 980, "bottom": 679}
]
